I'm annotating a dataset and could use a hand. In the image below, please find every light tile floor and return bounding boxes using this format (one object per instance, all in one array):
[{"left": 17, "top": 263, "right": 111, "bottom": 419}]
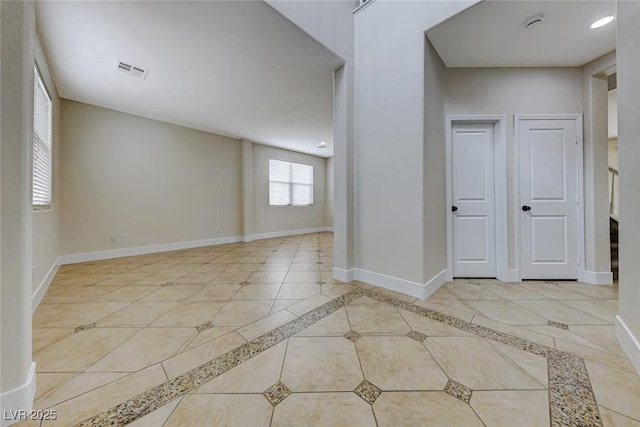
[{"left": 22, "top": 232, "right": 640, "bottom": 426}]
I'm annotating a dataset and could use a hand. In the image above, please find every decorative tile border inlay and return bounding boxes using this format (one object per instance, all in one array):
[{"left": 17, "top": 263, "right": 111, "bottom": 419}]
[
  {"left": 263, "top": 381, "right": 291, "bottom": 406},
  {"left": 73, "top": 286, "right": 603, "bottom": 427},
  {"left": 444, "top": 379, "right": 473, "bottom": 404},
  {"left": 547, "top": 350, "right": 601, "bottom": 427},
  {"left": 344, "top": 330, "right": 363, "bottom": 343},
  {"left": 75, "top": 288, "right": 364, "bottom": 426},
  {"left": 354, "top": 379, "right": 381, "bottom": 405},
  {"left": 407, "top": 330, "right": 427, "bottom": 342},
  {"left": 195, "top": 321, "right": 214, "bottom": 333},
  {"left": 548, "top": 320, "right": 569, "bottom": 330},
  {"left": 74, "top": 323, "right": 95, "bottom": 334}
]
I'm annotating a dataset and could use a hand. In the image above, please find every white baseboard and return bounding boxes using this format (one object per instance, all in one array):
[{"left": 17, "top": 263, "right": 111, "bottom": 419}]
[
  {"left": 1, "top": 362, "right": 36, "bottom": 427},
  {"left": 59, "top": 236, "right": 244, "bottom": 265},
  {"left": 615, "top": 316, "right": 640, "bottom": 374},
  {"left": 332, "top": 267, "right": 356, "bottom": 283},
  {"left": 32, "top": 258, "right": 60, "bottom": 313},
  {"left": 59, "top": 227, "right": 334, "bottom": 265},
  {"left": 247, "top": 227, "right": 332, "bottom": 241},
  {"left": 422, "top": 270, "right": 448, "bottom": 299},
  {"left": 500, "top": 269, "right": 520, "bottom": 283},
  {"left": 335, "top": 268, "right": 447, "bottom": 300},
  {"left": 324, "top": 227, "right": 334, "bottom": 232},
  {"left": 582, "top": 270, "right": 614, "bottom": 285}
]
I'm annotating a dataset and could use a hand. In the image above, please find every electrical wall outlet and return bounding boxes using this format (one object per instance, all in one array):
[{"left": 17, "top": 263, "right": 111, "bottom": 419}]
[
  {"left": 119, "top": 233, "right": 128, "bottom": 242},
  {"left": 110, "top": 235, "right": 118, "bottom": 243},
  {"left": 215, "top": 226, "right": 221, "bottom": 234}
]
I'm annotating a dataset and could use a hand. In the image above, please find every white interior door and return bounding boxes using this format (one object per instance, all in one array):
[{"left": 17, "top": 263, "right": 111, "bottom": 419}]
[
  {"left": 452, "top": 124, "right": 496, "bottom": 278},
  {"left": 519, "top": 118, "right": 579, "bottom": 280}
]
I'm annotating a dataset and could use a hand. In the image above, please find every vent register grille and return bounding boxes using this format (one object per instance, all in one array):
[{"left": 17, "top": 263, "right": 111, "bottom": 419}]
[{"left": 115, "top": 60, "right": 148, "bottom": 79}]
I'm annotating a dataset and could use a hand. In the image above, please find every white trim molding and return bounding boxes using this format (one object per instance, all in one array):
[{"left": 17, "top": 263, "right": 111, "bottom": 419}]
[
  {"left": 1, "top": 362, "right": 36, "bottom": 427},
  {"left": 59, "top": 227, "right": 335, "bottom": 265},
  {"left": 60, "top": 236, "right": 244, "bottom": 265},
  {"left": 332, "top": 267, "right": 356, "bottom": 283},
  {"left": 501, "top": 269, "right": 520, "bottom": 283},
  {"left": 32, "top": 258, "right": 60, "bottom": 313},
  {"left": 334, "top": 268, "right": 447, "bottom": 300},
  {"left": 582, "top": 270, "right": 614, "bottom": 285},
  {"left": 247, "top": 227, "right": 332, "bottom": 242},
  {"left": 615, "top": 316, "right": 640, "bottom": 374}
]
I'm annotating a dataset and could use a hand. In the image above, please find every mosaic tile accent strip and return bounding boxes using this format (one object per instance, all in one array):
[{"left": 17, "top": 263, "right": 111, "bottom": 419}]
[
  {"left": 74, "top": 323, "right": 95, "bottom": 334},
  {"left": 117, "top": 375, "right": 195, "bottom": 425},
  {"left": 75, "top": 289, "right": 365, "bottom": 426},
  {"left": 344, "top": 330, "right": 363, "bottom": 343},
  {"left": 548, "top": 320, "right": 569, "bottom": 330},
  {"left": 263, "top": 381, "right": 291, "bottom": 406},
  {"left": 74, "top": 286, "right": 603, "bottom": 427},
  {"left": 360, "top": 289, "right": 549, "bottom": 357},
  {"left": 407, "top": 330, "right": 427, "bottom": 343},
  {"left": 195, "top": 321, "right": 214, "bottom": 333},
  {"left": 444, "top": 379, "right": 473, "bottom": 404},
  {"left": 547, "top": 350, "right": 601, "bottom": 427},
  {"left": 354, "top": 379, "right": 382, "bottom": 405}
]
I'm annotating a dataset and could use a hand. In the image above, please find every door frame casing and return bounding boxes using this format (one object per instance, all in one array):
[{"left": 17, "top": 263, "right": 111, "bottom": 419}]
[
  {"left": 514, "top": 114, "right": 586, "bottom": 282},
  {"left": 446, "top": 115, "right": 508, "bottom": 281}
]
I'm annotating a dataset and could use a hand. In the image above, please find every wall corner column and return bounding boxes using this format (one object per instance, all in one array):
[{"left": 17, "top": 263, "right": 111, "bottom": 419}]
[
  {"left": 241, "top": 139, "right": 253, "bottom": 242},
  {"left": 1, "top": 1, "right": 37, "bottom": 423}
]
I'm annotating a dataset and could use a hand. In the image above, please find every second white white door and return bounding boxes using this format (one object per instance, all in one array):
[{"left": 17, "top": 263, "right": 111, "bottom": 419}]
[
  {"left": 452, "top": 124, "right": 496, "bottom": 278},
  {"left": 518, "top": 118, "right": 579, "bottom": 280}
]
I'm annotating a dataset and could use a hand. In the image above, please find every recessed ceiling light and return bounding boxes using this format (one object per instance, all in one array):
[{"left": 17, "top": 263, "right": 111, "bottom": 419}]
[
  {"left": 318, "top": 141, "right": 327, "bottom": 149},
  {"left": 591, "top": 15, "right": 615, "bottom": 29}
]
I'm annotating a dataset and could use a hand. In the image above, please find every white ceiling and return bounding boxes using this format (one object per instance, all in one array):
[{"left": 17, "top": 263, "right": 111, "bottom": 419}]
[
  {"left": 427, "top": 0, "right": 616, "bottom": 67},
  {"left": 36, "top": 1, "right": 342, "bottom": 157}
]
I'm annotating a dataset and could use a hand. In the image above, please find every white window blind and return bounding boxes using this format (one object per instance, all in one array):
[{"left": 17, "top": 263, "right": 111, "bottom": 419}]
[
  {"left": 269, "top": 159, "right": 313, "bottom": 206},
  {"left": 33, "top": 66, "right": 53, "bottom": 209}
]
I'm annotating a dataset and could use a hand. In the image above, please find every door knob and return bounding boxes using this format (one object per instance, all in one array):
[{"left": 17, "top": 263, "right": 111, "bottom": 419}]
[
  {"left": 451, "top": 206, "right": 458, "bottom": 212},
  {"left": 522, "top": 205, "right": 531, "bottom": 212}
]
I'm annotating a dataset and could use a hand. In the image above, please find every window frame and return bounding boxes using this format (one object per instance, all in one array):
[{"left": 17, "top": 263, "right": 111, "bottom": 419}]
[
  {"left": 32, "top": 65, "right": 53, "bottom": 211},
  {"left": 268, "top": 158, "right": 314, "bottom": 207}
]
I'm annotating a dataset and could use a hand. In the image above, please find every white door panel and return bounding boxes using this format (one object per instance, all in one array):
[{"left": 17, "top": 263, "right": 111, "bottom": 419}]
[
  {"left": 452, "top": 124, "right": 496, "bottom": 278},
  {"left": 519, "top": 119, "right": 578, "bottom": 279}
]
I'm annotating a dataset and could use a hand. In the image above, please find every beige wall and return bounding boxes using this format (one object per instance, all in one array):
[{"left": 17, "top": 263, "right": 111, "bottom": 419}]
[
  {"left": 582, "top": 52, "right": 615, "bottom": 279},
  {"left": 251, "top": 143, "right": 327, "bottom": 234},
  {"left": 33, "top": 33, "right": 61, "bottom": 293},
  {"left": 609, "top": 138, "right": 618, "bottom": 170},
  {"left": 1, "top": 0, "right": 35, "bottom": 402},
  {"left": 445, "top": 67, "right": 583, "bottom": 270},
  {"left": 616, "top": 0, "right": 640, "bottom": 371},
  {"left": 423, "top": 38, "right": 448, "bottom": 283},
  {"left": 60, "top": 100, "right": 242, "bottom": 255},
  {"left": 326, "top": 156, "right": 334, "bottom": 228},
  {"left": 354, "top": 0, "right": 477, "bottom": 286}
]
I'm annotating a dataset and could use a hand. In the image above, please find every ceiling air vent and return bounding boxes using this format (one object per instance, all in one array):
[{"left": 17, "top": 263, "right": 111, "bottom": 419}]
[{"left": 115, "top": 60, "right": 148, "bottom": 79}]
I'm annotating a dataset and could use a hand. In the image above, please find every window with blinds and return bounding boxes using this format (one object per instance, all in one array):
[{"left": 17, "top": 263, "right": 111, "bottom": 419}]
[
  {"left": 33, "top": 66, "right": 53, "bottom": 209},
  {"left": 269, "top": 159, "right": 314, "bottom": 206}
]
